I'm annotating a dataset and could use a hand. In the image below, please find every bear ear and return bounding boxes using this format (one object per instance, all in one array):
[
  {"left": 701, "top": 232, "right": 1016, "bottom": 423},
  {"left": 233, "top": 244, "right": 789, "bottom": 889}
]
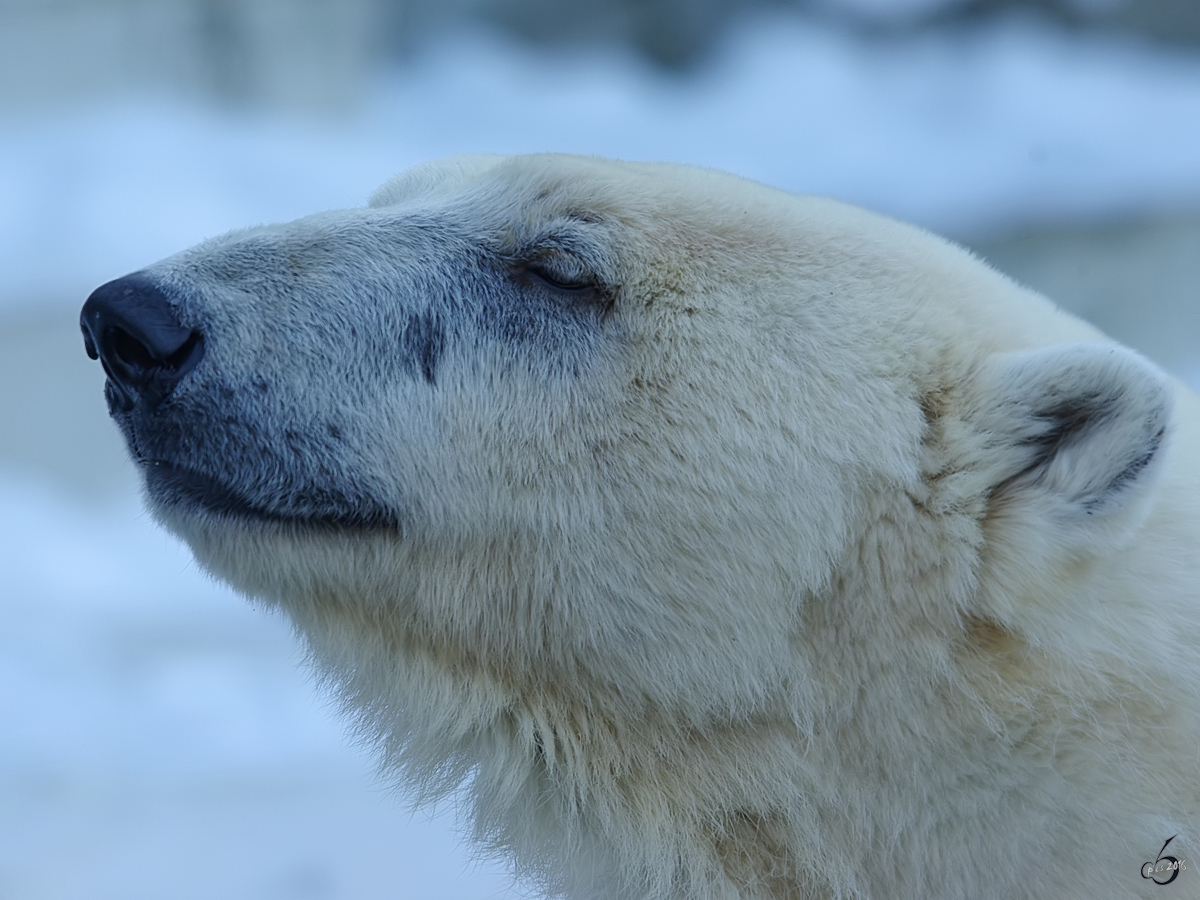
[{"left": 966, "top": 343, "right": 1173, "bottom": 552}]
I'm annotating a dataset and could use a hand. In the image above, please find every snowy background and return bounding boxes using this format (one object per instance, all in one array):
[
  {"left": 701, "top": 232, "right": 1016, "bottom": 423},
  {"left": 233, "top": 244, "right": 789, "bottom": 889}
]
[{"left": 2, "top": 4, "right": 1199, "bottom": 898}]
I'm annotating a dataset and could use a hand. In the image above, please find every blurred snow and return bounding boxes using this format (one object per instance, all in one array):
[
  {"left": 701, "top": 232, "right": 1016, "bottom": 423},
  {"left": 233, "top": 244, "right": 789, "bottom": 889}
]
[
  {"left": 809, "top": 0, "right": 972, "bottom": 23},
  {"left": 0, "top": 475, "right": 515, "bottom": 899},
  {"left": 3, "top": 14, "right": 1200, "bottom": 314},
  {"left": 2, "top": 14, "right": 1200, "bottom": 900}
]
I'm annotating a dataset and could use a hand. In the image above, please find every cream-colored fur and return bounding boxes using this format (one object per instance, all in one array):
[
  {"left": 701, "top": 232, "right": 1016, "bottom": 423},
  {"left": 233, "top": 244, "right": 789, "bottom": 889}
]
[{"left": 103, "top": 156, "right": 1200, "bottom": 898}]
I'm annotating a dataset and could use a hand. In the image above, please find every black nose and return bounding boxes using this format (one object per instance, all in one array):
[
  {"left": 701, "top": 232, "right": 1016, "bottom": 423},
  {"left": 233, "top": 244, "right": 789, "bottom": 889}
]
[{"left": 81, "top": 275, "right": 205, "bottom": 412}]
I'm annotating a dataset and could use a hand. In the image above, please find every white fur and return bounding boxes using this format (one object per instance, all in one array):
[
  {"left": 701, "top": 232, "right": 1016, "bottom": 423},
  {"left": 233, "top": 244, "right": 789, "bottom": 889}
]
[{"left": 120, "top": 156, "right": 1200, "bottom": 898}]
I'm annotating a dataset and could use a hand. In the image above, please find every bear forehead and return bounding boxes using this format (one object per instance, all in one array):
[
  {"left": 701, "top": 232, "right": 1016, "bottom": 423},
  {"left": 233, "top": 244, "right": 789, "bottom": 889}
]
[
  {"left": 367, "top": 153, "right": 682, "bottom": 208},
  {"left": 367, "top": 153, "right": 801, "bottom": 242}
]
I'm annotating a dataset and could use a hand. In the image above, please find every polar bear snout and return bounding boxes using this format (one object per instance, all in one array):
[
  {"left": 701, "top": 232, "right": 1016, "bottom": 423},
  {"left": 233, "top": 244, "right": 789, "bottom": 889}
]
[{"left": 81, "top": 274, "right": 205, "bottom": 413}]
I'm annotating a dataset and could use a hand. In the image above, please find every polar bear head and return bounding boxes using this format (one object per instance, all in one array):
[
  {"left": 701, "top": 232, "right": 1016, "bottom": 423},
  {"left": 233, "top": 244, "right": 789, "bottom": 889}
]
[{"left": 81, "top": 155, "right": 1181, "bottom": 898}]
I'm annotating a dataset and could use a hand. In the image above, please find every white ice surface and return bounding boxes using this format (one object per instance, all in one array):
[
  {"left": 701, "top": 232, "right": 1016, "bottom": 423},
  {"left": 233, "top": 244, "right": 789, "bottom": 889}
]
[{"left": 2, "top": 14, "right": 1200, "bottom": 900}]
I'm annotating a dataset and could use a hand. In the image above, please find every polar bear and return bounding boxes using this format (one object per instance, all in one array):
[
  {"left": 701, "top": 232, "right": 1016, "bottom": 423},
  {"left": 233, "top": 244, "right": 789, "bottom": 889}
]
[{"left": 81, "top": 154, "right": 1200, "bottom": 899}]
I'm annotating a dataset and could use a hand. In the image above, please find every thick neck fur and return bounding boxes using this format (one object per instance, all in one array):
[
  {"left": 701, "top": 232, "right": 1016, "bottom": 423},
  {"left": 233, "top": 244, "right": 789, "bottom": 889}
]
[{"left": 272, "top": 459, "right": 1021, "bottom": 898}]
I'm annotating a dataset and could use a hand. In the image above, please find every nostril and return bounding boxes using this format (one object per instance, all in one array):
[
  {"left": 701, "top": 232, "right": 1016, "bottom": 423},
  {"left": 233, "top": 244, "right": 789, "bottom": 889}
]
[
  {"left": 81, "top": 274, "right": 205, "bottom": 411},
  {"left": 103, "top": 325, "right": 203, "bottom": 378},
  {"left": 109, "top": 326, "right": 161, "bottom": 374}
]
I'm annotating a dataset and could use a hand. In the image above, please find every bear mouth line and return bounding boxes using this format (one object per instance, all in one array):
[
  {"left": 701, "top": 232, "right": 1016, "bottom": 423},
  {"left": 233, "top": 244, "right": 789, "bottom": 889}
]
[{"left": 141, "top": 460, "right": 397, "bottom": 530}]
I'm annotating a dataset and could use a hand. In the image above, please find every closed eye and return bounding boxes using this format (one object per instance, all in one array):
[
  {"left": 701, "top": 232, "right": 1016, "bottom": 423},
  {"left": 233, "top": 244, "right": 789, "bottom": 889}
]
[
  {"left": 518, "top": 258, "right": 612, "bottom": 309},
  {"left": 524, "top": 264, "right": 597, "bottom": 295}
]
